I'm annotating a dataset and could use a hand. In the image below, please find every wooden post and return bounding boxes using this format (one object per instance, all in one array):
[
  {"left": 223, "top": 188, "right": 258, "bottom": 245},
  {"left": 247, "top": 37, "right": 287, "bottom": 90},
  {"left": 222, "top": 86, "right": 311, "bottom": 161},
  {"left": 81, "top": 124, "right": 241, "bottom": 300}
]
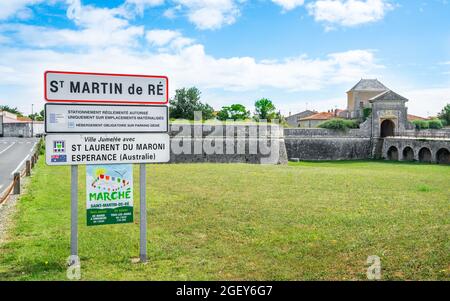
[
  {"left": 13, "top": 172, "right": 20, "bottom": 194},
  {"left": 31, "top": 156, "right": 35, "bottom": 169},
  {"left": 26, "top": 160, "right": 31, "bottom": 176}
]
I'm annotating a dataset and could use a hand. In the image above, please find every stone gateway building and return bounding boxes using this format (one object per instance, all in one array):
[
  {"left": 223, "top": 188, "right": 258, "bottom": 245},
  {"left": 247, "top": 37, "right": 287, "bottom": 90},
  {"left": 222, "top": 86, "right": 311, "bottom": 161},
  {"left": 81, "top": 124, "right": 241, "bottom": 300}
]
[{"left": 284, "top": 79, "right": 450, "bottom": 164}]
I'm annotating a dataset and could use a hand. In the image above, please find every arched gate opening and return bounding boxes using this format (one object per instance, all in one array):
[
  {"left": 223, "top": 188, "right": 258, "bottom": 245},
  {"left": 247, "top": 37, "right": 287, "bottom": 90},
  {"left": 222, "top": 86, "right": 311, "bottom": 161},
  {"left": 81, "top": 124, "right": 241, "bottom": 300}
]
[{"left": 380, "top": 119, "right": 395, "bottom": 137}]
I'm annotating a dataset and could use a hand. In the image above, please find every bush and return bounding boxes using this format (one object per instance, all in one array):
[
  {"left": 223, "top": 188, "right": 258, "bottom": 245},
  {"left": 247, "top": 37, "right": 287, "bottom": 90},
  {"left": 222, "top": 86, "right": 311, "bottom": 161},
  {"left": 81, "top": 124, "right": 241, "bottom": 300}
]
[
  {"left": 343, "top": 119, "right": 360, "bottom": 129},
  {"left": 318, "top": 119, "right": 359, "bottom": 130},
  {"left": 440, "top": 119, "right": 448, "bottom": 127},
  {"left": 412, "top": 120, "right": 429, "bottom": 130},
  {"left": 428, "top": 119, "right": 443, "bottom": 129}
]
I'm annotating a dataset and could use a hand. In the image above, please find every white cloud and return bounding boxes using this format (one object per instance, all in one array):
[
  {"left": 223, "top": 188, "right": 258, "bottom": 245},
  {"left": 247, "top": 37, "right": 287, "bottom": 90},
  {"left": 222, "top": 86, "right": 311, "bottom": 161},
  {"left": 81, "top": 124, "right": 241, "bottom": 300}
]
[
  {"left": 307, "top": 0, "right": 394, "bottom": 28},
  {"left": 0, "top": 41, "right": 381, "bottom": 113},
  {"left": 0, "top": 0, "right": 145, "bottom": 49},
  {"left": 123, "top": 0, "right": 165, "bottom": 15},
  {"left": 174, "top": 0, "right": 242, "bottom": 30},
  {"left": 0, "top": 0, "right": 383, "bottom": 113},
  {"left": 146, "top": 29, "right": 181, "bottom": 46},
  {"left": 404, "top": 87, "right": 450, "bottom": 117},
  {"left": 0, "top": 0, "right": 44, "bottom": 20},
  {"left": 145, "top": 29, "right": 194, "bottom": 49},
  {"left": 271, "top": 0, "right": 305, "bottom": 11}
]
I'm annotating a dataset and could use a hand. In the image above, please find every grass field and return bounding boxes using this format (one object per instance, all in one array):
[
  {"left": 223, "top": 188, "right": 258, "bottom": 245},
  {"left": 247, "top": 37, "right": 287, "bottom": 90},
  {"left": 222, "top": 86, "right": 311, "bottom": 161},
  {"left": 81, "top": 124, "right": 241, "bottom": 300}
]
[{"left": 0, "top": 159, "right": 449, "bottom": 280}]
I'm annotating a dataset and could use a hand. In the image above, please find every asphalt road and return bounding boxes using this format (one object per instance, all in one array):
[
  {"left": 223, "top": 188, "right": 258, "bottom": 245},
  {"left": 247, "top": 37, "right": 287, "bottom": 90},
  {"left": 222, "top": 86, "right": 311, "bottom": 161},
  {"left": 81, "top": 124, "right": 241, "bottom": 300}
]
[{"left": 0, "top": 137, "right": 38, "bottom": 196}]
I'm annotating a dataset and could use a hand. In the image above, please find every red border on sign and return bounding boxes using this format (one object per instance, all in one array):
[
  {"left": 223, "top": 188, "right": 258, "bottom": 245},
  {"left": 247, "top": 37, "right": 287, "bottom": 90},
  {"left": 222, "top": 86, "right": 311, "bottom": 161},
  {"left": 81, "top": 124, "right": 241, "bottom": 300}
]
[{"left": 44, "top": 70, "right": 169, "bottom": 104}]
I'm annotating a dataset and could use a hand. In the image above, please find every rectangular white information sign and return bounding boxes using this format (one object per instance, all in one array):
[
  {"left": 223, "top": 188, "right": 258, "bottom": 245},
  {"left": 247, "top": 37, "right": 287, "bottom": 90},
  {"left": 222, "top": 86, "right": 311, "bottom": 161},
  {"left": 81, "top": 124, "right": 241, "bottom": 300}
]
[
  {"left": 45, "top": 71, "right": 168, "bottom": 104},
  {"left": 46, "top": 133, "right": 170, "bottom": 165},
  {"left": 45, "top": 103, "right": 168, "bottom": 133}
]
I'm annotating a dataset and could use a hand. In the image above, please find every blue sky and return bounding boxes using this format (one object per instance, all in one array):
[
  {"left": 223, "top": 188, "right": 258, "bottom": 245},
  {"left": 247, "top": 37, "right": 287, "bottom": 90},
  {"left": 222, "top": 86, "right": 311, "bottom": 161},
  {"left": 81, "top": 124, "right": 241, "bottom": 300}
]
[{"left": 0, "top": 0, "right": 449, "bottom": 116}]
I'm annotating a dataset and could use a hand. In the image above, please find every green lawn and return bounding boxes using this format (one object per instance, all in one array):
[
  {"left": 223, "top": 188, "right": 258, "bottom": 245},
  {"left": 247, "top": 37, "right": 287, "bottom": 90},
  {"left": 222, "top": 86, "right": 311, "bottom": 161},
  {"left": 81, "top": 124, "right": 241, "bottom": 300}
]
[{"left": 0, "top": 159, "right": 449, "bottom": 280}]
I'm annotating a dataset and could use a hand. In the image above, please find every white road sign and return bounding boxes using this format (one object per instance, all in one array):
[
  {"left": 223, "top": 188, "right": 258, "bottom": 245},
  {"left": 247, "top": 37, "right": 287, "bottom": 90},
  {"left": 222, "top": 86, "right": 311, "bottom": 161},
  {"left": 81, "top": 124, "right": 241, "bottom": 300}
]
[
  {"left": 45, "top": 71, "right": 168, "bottom": 104},
  {"left": 46, "top": 133, "right": 170, "bottom": 165},
  {"left": 45, "top": 103, "right": 168, "bottom": 133}
]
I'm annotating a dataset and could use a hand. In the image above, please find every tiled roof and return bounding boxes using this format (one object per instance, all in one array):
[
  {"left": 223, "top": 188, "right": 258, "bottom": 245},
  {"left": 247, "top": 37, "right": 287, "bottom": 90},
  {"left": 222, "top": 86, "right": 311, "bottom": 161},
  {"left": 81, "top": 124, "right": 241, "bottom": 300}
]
[
  {"left": 407, "top": 114, "right": 427, "bottom": 121},
  {"left": 299, "top": 112, "right": 335, "bottom": 121},
  {"left": 348, "top": 79, "right": 389, "bottom": 92},
  {"left": 17, "top": 116, "right": 32, "bottom": 122},
  {"left": 286, "top": 110, "right": 317, "bottom": 120}
]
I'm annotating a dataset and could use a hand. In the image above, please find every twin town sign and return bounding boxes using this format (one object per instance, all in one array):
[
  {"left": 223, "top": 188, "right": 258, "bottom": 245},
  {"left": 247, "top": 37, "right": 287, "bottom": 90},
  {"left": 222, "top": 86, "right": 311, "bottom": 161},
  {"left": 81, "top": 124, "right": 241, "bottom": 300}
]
[{"left": 45, "top": 133, "right": 170, "bottom": 165}]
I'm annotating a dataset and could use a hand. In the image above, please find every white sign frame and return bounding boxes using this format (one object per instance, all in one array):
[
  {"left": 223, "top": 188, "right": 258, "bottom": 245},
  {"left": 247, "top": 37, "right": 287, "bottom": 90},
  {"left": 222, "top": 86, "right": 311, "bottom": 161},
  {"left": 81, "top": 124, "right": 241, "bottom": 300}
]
[
  {"left": 45, "top": 103, "right": 168, "bottom": 134},
  {"left": 45, "top": 133, "right": 170, "bottom": 165},
  {"left": 45, "top": 71, "right": 168, "bottom": 104}
]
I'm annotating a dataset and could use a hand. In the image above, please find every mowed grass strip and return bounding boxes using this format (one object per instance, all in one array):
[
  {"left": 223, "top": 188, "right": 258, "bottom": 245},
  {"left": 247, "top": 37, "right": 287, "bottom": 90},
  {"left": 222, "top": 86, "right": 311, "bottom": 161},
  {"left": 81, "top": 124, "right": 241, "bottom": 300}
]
[{"left": 0, "top": 159, "right": 449, "bottom": 280}]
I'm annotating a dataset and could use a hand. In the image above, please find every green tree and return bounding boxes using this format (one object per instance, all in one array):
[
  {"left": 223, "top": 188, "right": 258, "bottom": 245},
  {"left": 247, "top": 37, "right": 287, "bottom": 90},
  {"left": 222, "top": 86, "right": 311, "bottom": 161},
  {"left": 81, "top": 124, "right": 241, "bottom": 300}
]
[
  {"left": 29, "top": 109, "right": 44, "bottom": 121},
  {"left": 169, "top": 87, "right": 214, "bottom": 120},
  {"left": 0, "top": 105, "right": 23, "bottom": 116},
  {"left": 254, "top": 98, "right": 276, "bottom": 121},
  {"left": 217, "top": 104, "right": 250, "bottom": 121},
  {"left": 437, "top": 104, "right": 450, "bottom": 126}
]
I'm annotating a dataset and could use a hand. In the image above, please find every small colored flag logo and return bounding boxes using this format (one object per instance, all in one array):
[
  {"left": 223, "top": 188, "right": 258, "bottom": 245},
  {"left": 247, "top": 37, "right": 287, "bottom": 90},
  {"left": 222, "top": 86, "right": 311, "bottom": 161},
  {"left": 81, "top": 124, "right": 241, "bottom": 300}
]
[{"left": 51, "top": 155, "right": 67, "bottom": 162}]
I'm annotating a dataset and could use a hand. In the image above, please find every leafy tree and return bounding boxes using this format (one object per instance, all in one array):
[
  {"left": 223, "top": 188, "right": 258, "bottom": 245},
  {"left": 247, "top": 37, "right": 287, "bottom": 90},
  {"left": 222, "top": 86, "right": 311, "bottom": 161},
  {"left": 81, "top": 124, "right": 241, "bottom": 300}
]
[
  {"left": 254, "top": 98, "right": 276, "bottom": 121},
  {"left": 29, "top": 109, "right": 44, "bottom": 121},
  {"left": 0, "top": 105, "right": 23, "bottom": 116},
  {"left": 217, "top": 104, "right": 250, "bottom": 121},
  {"left": 437, "top": 104, "right": 450, "bottom": 126},
  {"left": 169, "top": 87, "right": 214, "bottom": 120}
]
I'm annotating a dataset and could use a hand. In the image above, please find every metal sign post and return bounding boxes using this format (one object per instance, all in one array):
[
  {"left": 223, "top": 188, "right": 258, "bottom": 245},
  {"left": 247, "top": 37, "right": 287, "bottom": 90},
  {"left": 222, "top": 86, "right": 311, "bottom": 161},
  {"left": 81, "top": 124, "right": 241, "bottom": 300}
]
[
  {"left": 70, "top": 165, "right": 78, "bottom": 260},
  {"left": 139, "top": 163, "right": 147, "bottom": 263}
]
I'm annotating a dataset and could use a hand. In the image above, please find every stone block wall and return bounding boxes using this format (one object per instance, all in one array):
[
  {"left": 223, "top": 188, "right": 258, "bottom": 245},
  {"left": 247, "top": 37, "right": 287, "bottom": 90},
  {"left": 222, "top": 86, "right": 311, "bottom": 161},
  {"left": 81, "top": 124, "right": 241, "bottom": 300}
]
[
  {"left": 168, "top": 124, "right": 288, "bottom": 164},
  {"left": 2, "top": 123, "right": 32, "bottom": 137},
  {"left": 284, "top": 137, "right": 372, "bottom": 161}
]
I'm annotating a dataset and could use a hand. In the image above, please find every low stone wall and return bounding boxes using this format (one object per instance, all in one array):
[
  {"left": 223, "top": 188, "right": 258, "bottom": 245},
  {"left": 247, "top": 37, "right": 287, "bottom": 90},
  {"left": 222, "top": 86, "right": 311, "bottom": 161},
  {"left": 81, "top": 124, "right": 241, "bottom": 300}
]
[
  {"left": 284, "top": 137, "right": 372, "bottom": 161},
  {"left": 2, "top": 123, "right": 32, "bottom": 137},
  {"left": 168, "top": 124, "right": 288, "bottom": 164},
  {"left": 284, "top": 128, "right": 368, "bottom": 138},
  {"left": 399, "top": 128, "right": 450, "bottom": 138}
]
